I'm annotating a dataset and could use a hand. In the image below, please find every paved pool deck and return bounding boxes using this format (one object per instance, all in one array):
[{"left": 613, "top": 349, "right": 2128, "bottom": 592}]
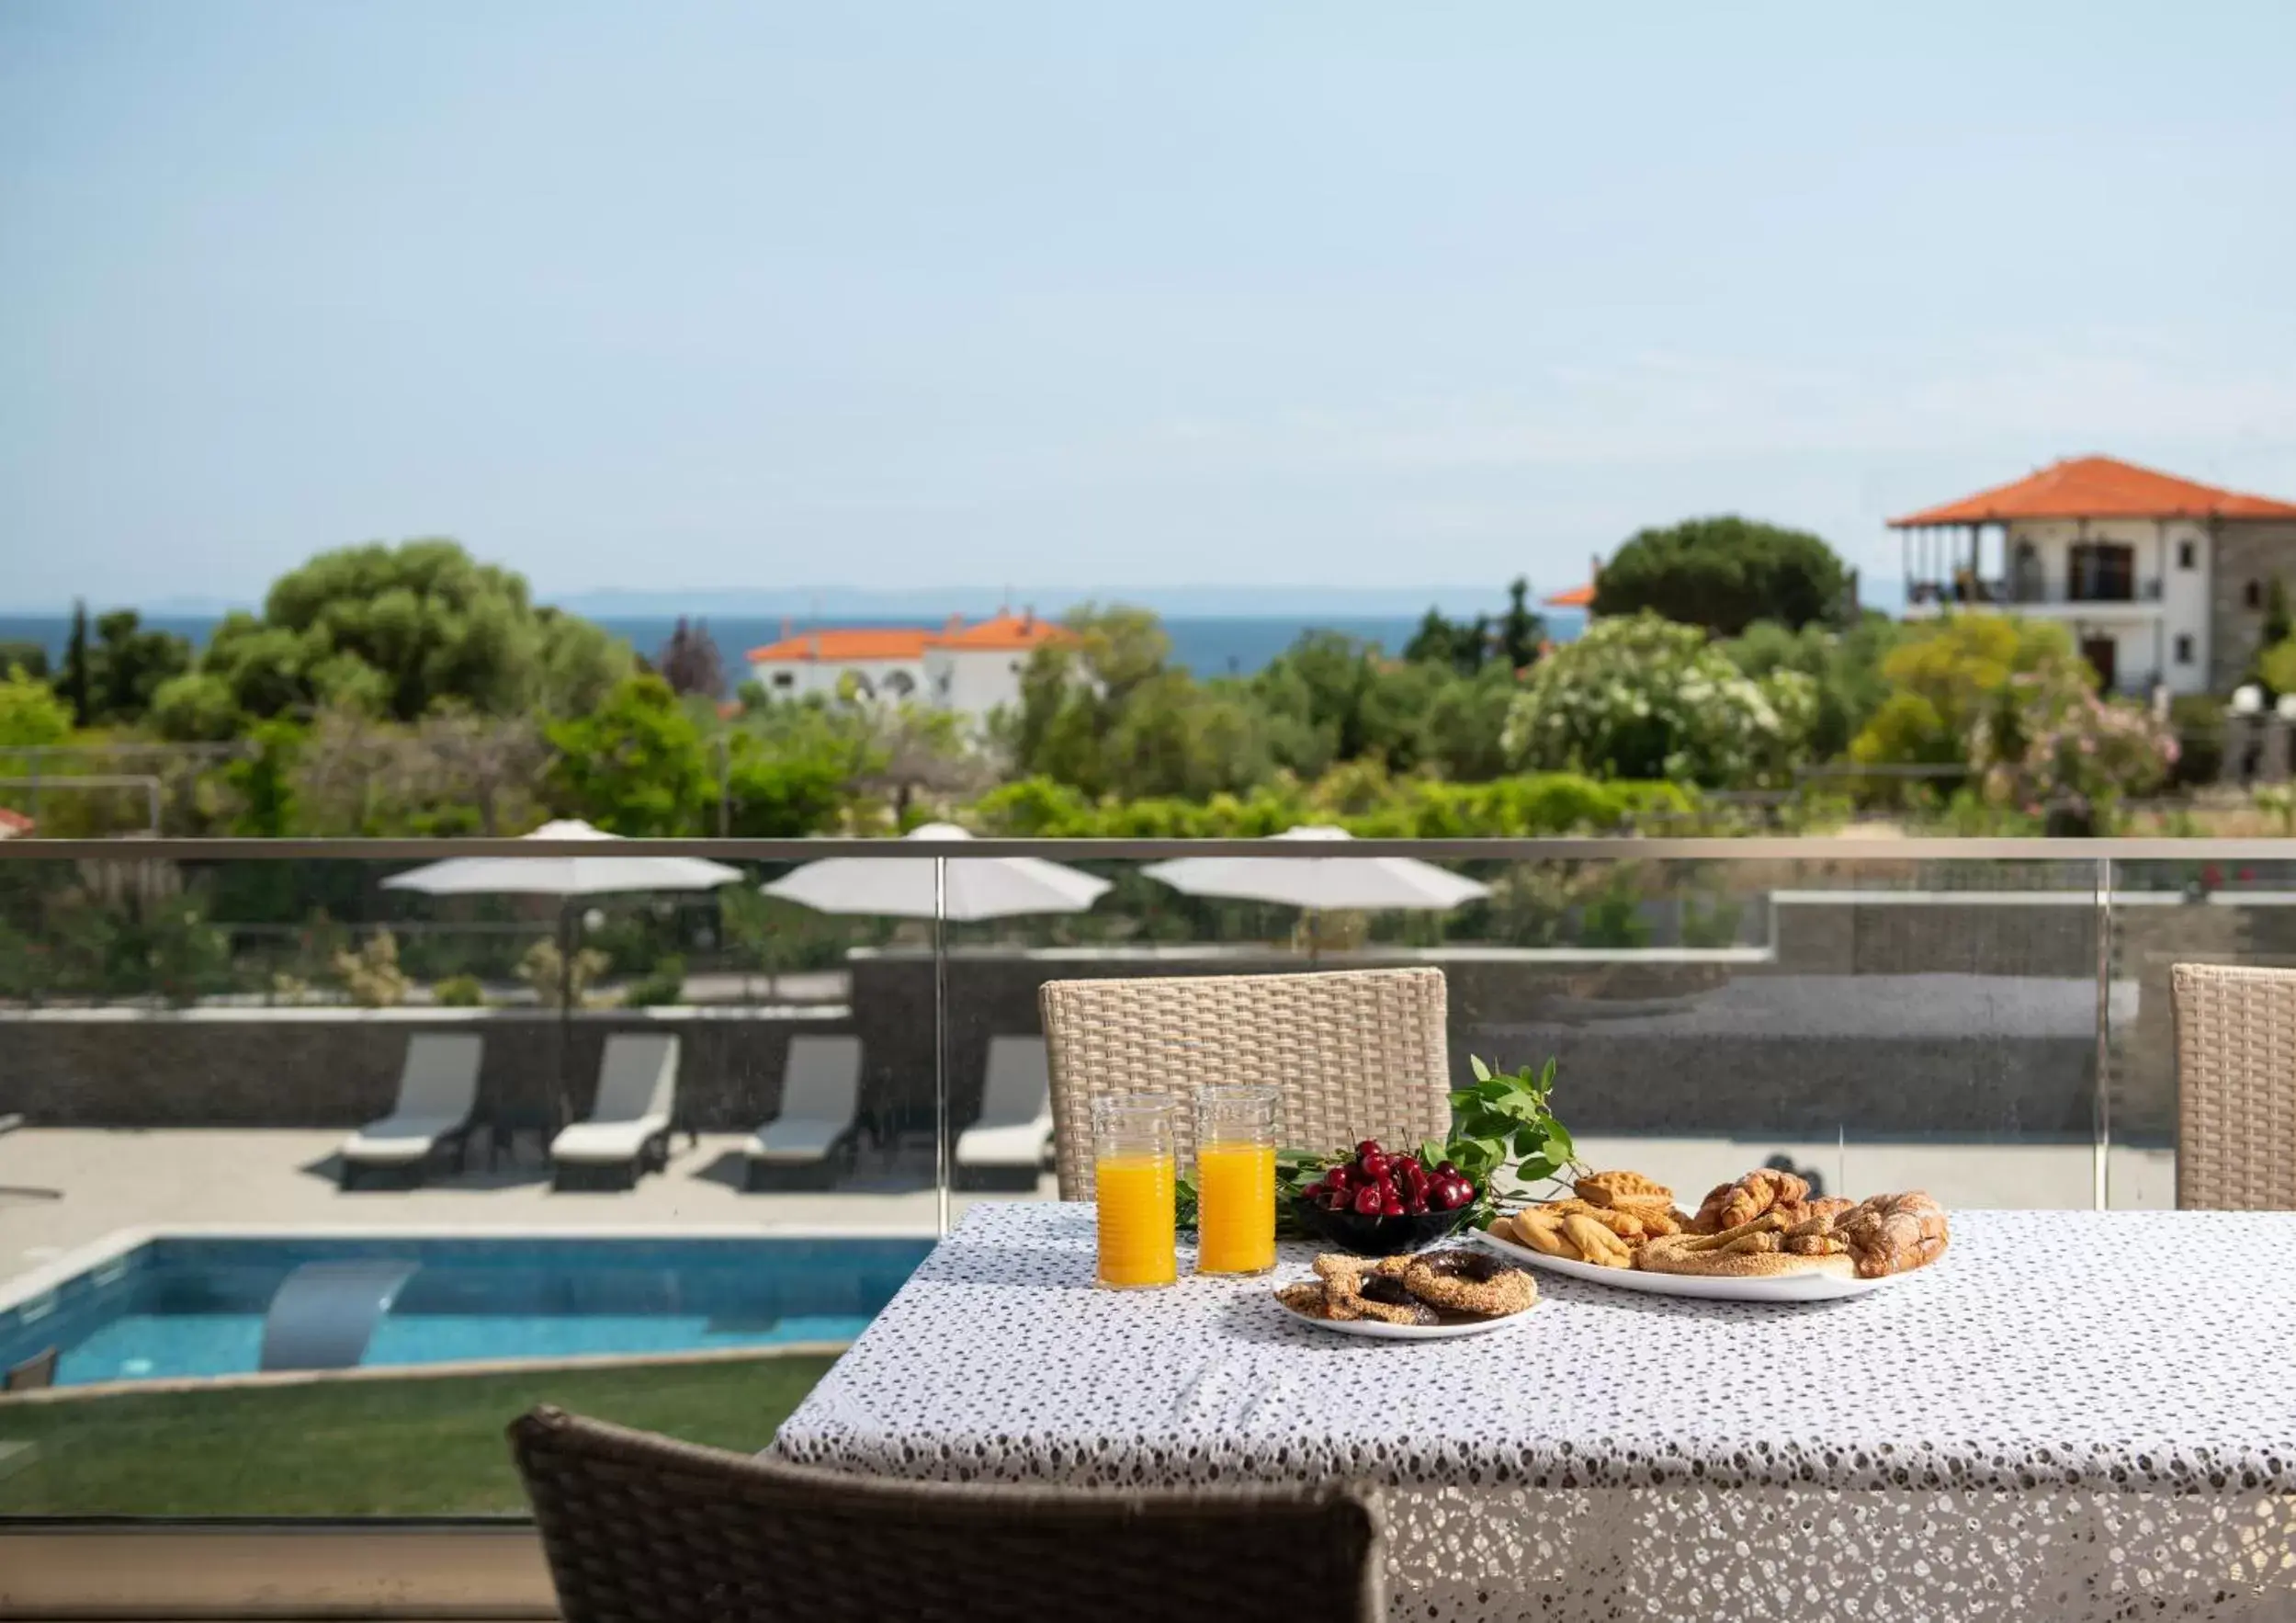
[{"left": 0, "top": 1127, "right": 2175, "bottom": 1293}]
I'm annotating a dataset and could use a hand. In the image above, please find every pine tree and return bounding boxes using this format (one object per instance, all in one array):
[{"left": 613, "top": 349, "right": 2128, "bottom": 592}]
[
  {"left": 1499, "top": 576, "right": 1545, "bottom": 672},
  {"left": 62, "top": 598, "right": 91, "bottom": 724}
]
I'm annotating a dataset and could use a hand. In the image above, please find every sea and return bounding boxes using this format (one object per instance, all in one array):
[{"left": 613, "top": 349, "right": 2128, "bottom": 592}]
[{"left": 0, "top": 610, "right": 1586, "bottom": 689}]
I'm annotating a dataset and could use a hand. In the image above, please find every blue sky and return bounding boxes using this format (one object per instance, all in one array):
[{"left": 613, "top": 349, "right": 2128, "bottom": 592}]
[{"left": 5, "top": 1, "right": 2293, "bottom": 610}]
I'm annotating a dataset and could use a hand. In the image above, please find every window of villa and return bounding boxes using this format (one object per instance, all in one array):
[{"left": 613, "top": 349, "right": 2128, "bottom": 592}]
[
  {"left": 2177, "top": 539, "right": 2197, "bottom": 570},
  {"left": 2175, "top": 633, "right": 2194, "bottom": 664},
  {"left": 2247, "top": 580, "right": 2264, "bottom": 608},
  {"left": 772, "top": 671, "right": 794, "bottom": 688}
]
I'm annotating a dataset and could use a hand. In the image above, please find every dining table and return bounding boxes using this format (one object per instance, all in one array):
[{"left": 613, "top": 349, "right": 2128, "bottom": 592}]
[{"left": 772, "top": 1200, "right": 2296, "bottom": 1622}]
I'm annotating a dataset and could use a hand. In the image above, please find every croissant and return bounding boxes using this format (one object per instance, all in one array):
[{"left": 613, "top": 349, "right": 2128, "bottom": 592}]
[
  {"left": 1836, "top": 1191, "right": 1950, "bottom": 1277},
  {"left": 1693, "top": 1168, "right": 1809, "bottom": 1233}
]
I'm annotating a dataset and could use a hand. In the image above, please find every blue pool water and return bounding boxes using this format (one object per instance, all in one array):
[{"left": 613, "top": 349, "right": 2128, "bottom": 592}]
[{"left": 0, "top": 1235, "right": 933, "bottom": 1387}]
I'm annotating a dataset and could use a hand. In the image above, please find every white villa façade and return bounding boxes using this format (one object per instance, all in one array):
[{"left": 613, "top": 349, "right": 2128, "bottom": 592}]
[
  {"left": 1893, "top": 455, "right": 2296, "bottom": 697},
  {"left": 743, "top": 611, "right": 1069, "bottom": 720}
]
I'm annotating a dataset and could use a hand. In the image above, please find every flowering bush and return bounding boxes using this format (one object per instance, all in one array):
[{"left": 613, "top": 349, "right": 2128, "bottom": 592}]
[
  {"left": 1969, "top": 656, "right": 2177, "bottom": 825},
  {"left": 1501, "top": 613, "right": 1816, "bottom": 788}
]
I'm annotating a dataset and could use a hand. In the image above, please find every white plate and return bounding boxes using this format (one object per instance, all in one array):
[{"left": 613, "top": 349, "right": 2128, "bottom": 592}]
[
  {"left": 1473, "top": 1225, "right": 1910, "bottom": 1302},
  {"left": 1273, "top": 1291, "right": 1538, "bottom": 1340}
]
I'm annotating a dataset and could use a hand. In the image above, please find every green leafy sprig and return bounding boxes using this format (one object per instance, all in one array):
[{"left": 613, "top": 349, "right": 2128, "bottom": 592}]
[{"left": 1175, "top": 1055, "right": 1580, "bottom": 1233}]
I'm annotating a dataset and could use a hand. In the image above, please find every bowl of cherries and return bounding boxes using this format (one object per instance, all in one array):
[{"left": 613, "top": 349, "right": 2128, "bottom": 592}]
[{"left": 1290, "top": 1140, "right": 1481, "bottom": 1256}]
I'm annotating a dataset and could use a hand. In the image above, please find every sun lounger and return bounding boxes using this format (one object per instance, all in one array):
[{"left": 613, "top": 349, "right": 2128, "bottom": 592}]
[
  {"left": 956, "top": 1036, "right": 1053, "bottom": 1191},
  {"left": 550, "top": 1035, "right": 681, "bottom": 1190},
  {"left": 338, "top": 1034, "right": 483, "bottom": 1188},
  {"left": 744, "top": 1036, "right": 864, "bottom": 1189}
]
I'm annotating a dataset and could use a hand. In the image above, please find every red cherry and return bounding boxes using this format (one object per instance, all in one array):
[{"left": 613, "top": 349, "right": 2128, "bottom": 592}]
[
  {"left": 1381, "top": 1197, "right": 1406, "bottom": 1218},
  {"left": 1436, "top": 1182, "right": 1471, "bottom": 1210},
  {"left": 1436, "top": 1162, "right": 1459, "bottom": 1178},
  {"left": 1352, "top": 1185, "right": 1385, "bottom": 1216},
  {"left": 1357, "top": 1151, "right": 1390, "bottom": 1181},
  {"left": 1355, "top": 1140, "right": 1384, "bottom": 1160},
  {"left": 1326, "top": 1189, "right": 1352, "bottom": 1211},
  {"left": 1321, "top": 1166, "right": 1352, "bottom": 1192},
  {"left": 1406, "top": 1195, "right": 1430, "bottom": 1215}
]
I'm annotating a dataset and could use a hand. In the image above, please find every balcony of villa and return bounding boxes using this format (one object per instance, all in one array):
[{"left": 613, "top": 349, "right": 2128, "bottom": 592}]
[{"left": 1903, "top": 572, "right": 2165, "bottom": 619}]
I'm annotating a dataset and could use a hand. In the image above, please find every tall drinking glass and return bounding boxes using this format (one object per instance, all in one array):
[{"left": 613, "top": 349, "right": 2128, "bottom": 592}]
[
  {"left": 1194, "top": 1084, "right": 1280, "bottom": 1276},
  {"left": 1092, "top": 1094, "right": 1178, "bottom": 1289}
]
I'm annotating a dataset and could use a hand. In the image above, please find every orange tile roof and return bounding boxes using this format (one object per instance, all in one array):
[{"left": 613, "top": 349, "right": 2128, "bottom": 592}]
[
  {"left": 1543, "top": 583, "right": 1597, "bottom": 608},
  {"left": 745, "top": 614, "right": 1074, "bottom": 664},
  {"left": 1890, "top": 456, "right": 2296, "bottom": 527},
  {"left": 746, "top": 628, "right": 935, "bottom": 664},
  {"left": 937, "top": 612, "right": 1071, "bottom": 653}
]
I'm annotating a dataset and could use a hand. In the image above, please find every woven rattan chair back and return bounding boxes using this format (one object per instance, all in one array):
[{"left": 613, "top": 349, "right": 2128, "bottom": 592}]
[
  {"left": 1038, "top": 967, "right": 1451, "bottom": 1198},
  {"left": 2173, "top": 962, "right": 2296, "bottom": 1209},
  {"left": 508, "top": 1405, "right": 1384, "bottom": 1623}
]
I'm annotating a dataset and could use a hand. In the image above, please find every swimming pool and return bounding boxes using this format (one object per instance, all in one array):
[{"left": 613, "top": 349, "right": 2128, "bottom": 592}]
[{"left": 0, "top": 1233, "right": 933, "bottom": 1387}]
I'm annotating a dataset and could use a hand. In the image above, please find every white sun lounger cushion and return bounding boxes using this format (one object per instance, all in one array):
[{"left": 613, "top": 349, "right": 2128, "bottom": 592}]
[
  {"left": 341, "top": 1035, "right": 482, "bottom": 1164},
  {"left": 551, "top": 1034, "right": 680, "bottom": 1164},
  {"left": 748, "top": 1035, "right": 864, "bottom": 1165}
]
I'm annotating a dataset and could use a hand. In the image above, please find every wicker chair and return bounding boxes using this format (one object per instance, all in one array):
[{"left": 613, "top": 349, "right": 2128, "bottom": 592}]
[
  {"left": 507, "top": 1406, "right": 1384, "bottom": 1623},
  {"left": 1038, "top": 967, "right": 1452, "bottom": 1198},
  {"left": 2172, "top": 962, "right": 2296, "bottom": 1209}
]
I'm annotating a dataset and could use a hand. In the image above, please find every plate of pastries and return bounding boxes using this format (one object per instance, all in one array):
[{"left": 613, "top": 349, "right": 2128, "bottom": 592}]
[
  {"left": 1474, "top": 1168, "right": 1950, "bottom": 1302},
  {"left": 1275, "top": 1247, "right": 1542, "bottom": 1338}
]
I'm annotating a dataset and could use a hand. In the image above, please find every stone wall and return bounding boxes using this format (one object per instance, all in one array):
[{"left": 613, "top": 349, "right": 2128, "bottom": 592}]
[
  {"left": 0, "top": 1010, "right": 842, "bottom": 1133},
  {"left": 2208, "top": 520, "right": 2296, "bottom": 694}
]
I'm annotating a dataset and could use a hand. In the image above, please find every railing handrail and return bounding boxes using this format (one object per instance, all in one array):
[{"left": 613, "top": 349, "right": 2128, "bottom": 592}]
[{"left": 1, "top": 834, "right": 2290, "bottom": 861}]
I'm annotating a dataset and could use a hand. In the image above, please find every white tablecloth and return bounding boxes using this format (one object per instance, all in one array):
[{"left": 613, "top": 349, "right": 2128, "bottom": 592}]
[{"left": 775, "top": 1202, "right": 2296, "bottom": 1621}]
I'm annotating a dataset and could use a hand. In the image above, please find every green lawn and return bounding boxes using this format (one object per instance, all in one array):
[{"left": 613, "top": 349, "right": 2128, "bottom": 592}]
[{"left": 0, "top": 1353, "right": 838, "bottom": 1517}]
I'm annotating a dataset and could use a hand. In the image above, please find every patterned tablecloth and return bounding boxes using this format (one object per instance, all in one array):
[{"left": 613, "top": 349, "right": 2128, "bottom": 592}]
[{"left": 774, "top": 1202, "right": 2296, "bottom": 1622}]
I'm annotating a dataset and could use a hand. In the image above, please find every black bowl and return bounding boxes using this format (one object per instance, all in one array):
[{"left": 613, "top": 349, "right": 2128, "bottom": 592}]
[{"left": 1290, "top": 1196, "right": 1475, "bottom": 1257}]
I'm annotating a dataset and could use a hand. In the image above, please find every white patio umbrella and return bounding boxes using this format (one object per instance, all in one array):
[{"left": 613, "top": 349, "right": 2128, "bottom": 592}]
[
  {"left": 1142, "top": 825, "right": 1489, "bottom": 955},
  {"left": 761, "top": 823, "right": 1110, "bottom": 921},
  {"left": 381, "top": 820, "right": 742, "bottom": 1118}
]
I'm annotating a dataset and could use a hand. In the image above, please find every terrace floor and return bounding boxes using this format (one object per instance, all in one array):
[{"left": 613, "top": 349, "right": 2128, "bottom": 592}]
[{"left": 0, "top": 1128, "right": 2173, "bottom": 1293}]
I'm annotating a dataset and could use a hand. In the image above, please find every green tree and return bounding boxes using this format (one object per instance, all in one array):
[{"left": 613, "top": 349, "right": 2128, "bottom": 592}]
[
  {"left": 170, "top": 539, "right": 630, "bottom": 732},
  {"left": 1419, "top": 666, "right": 1517, "bottom": 780},
  {"left": 1402, "top": 607, "right": 1490, "bottom": 675},
  {"left": 0, "top": 641, "right": 49, "bottom": 681},
  {"left": 1849, "top": 614, "right": 2076, "bottom": 772},
  {"left": 0, "top": 663, "right": 74, "bottom": 747},
  {"left": 546, "top": 674, "right": 716, "bottom": 834},
  {"left": 84, "top": 610, "right": 194, "bottom": 724},
  {"left": 1010, "top": 607, "right": 1271, "bottom": 799},
  {"left": 222, "top": 719, "right": 303, "bottom": 837},
  {"left": 2266, "top": 577, "right": 2293, "bottom": 652},
  {"left": 1498, "top": 576, "right": 1545, "bottom": 671},
  {"left": 1503, "top": 612, "right": 1817, "bottom": 787},
  {"left": 1724, "top": 614, "right": 1900, "bottom": 761},
  {"left": 62, "top": 599, "right": 91, "bottom": 723},
  {"left": 1591, "top": 516, "right": 1849, "bottom": 636}
]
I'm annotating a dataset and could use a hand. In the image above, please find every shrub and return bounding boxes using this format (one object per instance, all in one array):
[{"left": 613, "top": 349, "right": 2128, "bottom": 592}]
[
  {"left": 1503, "top": 614, "right": 1816, "bottom": 789},
  {"left": 334, "top": 931, "right": 412, "bottom": 1007},
  {"left": 432, "top": 973, "right": 486, "bottom": 1007},
  {"left": 620, "top": 954, "right": 688, "bottom": 1008}
]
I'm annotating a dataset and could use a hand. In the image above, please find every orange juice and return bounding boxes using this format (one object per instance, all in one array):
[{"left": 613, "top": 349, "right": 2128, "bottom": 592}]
[
  {"left": 1094, "top": 1152, "right": 1177, "bottom": 1288},
  {"left": 1194, "top": 1141, "right": 1277, "bottom": 1275}
]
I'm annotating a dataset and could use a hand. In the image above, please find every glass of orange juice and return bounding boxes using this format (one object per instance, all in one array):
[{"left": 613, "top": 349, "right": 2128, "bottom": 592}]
[
  {"left": 1092, "top": 1094, "right": 1178, "bottom": 1289},
  {"left": 1193, "top": 1084, "right": 1280, "bottom": 1276}
]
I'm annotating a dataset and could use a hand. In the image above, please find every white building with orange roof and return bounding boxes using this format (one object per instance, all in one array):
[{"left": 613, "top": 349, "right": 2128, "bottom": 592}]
[
  {"left": 744, "top": 610, "right": 1070, "bottom": 720},
  {"left": 1892, "top": 456, "right": 2296, "bottom": 697}
]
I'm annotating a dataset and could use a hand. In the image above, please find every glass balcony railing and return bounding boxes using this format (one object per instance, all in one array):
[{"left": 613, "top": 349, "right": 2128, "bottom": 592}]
[{"left": 0, "top": 834, "right": 2279, "bottom": 1530}]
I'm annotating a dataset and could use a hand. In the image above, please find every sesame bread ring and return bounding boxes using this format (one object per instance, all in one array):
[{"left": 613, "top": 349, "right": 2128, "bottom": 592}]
[
  {"left": 1635, "top": 1233, "right": 1856, "bottom": 1279},
  {"left": 1276, "top": 1281, "right": 1344, "bottom": 1320},
  {"left": 1402, "top": 1248, "right": 1539, "bottom": 1317},
  {"left": 1352, "top": 1273, "right": 1442, "bottom": 1326}
]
